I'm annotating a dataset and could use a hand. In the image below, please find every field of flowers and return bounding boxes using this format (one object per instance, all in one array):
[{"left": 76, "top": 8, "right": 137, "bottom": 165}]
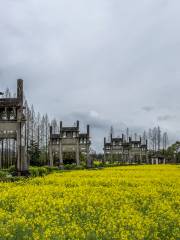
[{"left": 0, "top": 165, "right": 179, "bottom": 240}]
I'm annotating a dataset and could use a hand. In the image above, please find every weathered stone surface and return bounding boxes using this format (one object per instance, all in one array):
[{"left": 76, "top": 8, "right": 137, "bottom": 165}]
[
  {"left": 104, "top": 134, "right": 148, "bottom": 164},
  {"left": 0, "top": 79, "right": 28, "bottom": 175},
  {"left": 49, "top": 121, "right": 91, "bottom": 167}
]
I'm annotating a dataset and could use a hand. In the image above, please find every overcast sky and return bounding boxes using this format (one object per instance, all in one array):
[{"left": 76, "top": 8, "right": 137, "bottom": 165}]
[{"left": 0, "top": 0, "right": 180, "bottom": 151}]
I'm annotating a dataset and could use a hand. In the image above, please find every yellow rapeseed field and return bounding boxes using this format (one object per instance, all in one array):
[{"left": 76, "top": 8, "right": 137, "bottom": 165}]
[{"left": 0, "top": 165, "right": 179, "bottom": 240}]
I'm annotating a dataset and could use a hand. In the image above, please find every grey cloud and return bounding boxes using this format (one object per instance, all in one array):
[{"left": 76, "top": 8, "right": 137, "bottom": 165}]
[
  {"left": 60, "top": 110, "right": 127, "bottom": 131},
  {"left": 142, "top": 106, "right": 154, "bottom": 112},
  {"left": 66, "top": 111, "right": 121, "bottom": 130},
  {"left": 0, "top": 0, "right": 180, "bottom": 151},
  {"left": 157, "top": 115, "right": 175, "bottom": 121}
]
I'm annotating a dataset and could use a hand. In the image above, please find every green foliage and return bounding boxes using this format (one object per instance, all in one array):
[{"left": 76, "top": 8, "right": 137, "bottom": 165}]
[
  {"left": 29, "top": 166, "right": 60, "bottom": 177},
  {"left": 28, "top": 140, "right": 41, "bottom": 166},
  {"left": 64, "top": 164, "right": 75, "bottom": 170},
  {"left": 159, "top": 141, "right": 180, "bottom": 163},
  {"left": 64, "top": 164, "right": 85, "bottom": 170},
  {"left": 74, "top": 165, "right": 85, "bottom": 170},
  {"left": 8, "top": 165, "right": 16, "bottom": 174},
  {"left": 45, "top": 166, "right": 59, "bottom": 173},
  {"left": 93, "top": 160, "right": 104, "bottom": 168},
  {"left": 79, "top": 153, "right": 86, "bottom": 163},
  {"left": 62, "top": 152, "right": 76, "bottom": 165},
  {"left": 0, "top": 170, "right": 6, "bottom": 178},
  {"left": 39, "top": 150, "right": 48, "bottom": 166},
  {"left": 29, "top": 167, "right": 48, "bottom": 177},
  {"left": 0, "top": 170, "right": 21, "bottom": 182}
]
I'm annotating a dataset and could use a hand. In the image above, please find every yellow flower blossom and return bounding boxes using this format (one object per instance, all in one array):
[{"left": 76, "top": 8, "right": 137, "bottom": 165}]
[{"left": 0, "top": 165, "right": 179, "bottom": 239}]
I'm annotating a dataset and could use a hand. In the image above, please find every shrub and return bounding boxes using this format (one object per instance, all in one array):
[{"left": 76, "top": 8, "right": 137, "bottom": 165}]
[
  {"left": 38, "top": 167, "right": 48, "bottom": 176},
  {"left": 64, "top": 164, "right": 76, "bottom": 170},
  {"left": 29, "top": 167, "right": 40, "bottom": 177},
  {"left": 64, "top": 164, "right": 85, "bottom": 170},
  {"left": 0, "top": 170, "right": 7, "bottom": 178},
  {"left": 8, "top": 165, "right": 16, "bottom": 174},
  {"left": 29, "top": 167, "right": 49, "bottom": 177},
  {"left": 44, "top": 166, "right": 59, "bottom": 173},
  {"left": 93, "top": 161, "right": 105, "bottom": 168},
  {"left": 74, "top": 165, "right": 85, "bottom": 170}
]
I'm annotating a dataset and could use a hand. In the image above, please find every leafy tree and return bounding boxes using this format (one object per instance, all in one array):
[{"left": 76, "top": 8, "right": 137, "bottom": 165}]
[
  {"left": 165, "top": 141, "right": 180, "bottom": 163},
  {"left": 28, "top": 140, "right": 41, "bottom": 166}
]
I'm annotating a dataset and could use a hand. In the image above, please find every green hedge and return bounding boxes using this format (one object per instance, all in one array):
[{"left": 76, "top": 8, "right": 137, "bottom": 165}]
[
  {"left": 29, "top": 167, "right": 50, "bottom": 177},
  {"left": 0, "top": 170, "right": 7, "bottom": 178},
  {"left": 64, "top": 164, "right": 85, "bottom": 170}
]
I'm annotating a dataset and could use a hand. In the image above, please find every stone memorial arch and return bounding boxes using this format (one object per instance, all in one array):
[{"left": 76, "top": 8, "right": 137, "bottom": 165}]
[
  {"left": 104, "top": 134, "right": 148, "bottom": 164},
  {"left": 49, "top": 121, "right": 91, "bottom": 168},
  {"left": 0, "top": 79, "right": 28, "bottom": 175}
]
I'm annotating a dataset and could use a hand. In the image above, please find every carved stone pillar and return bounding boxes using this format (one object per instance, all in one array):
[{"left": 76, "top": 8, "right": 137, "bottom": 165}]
[
  {"left": 0, "top": 141, "right": 2, "bottom": 169},
  {"left": 103, "top": 151, "right": 106, "bottom": 164},
  {"left": 49, "top": 140, "right": 53, "bottom": 167},
  {"left": 140, "top": 149, "right": 142, "bottom": 164},
  {"left": 146, "top": 151, "right": 149, "bottom": 164},
  {"left": 86, "top": 145, "right": 91, "bottom": 168},
  {"left": 110, "top": 148, "right": 113, "bottom": 163},
  {"left": 16, "top": 100, "right": 27, "bottom": 174},
  {"left": 76, "top": 140, "right": 80, "bottom": 165},
  {"left": 59, "top": 140, "right": 64, "bottom": 169},
  {"left": 16, "top": 122, "right": 28, "bottom": 175},
  {"left": 16, "top": 123, "right": 21, "bottom": 173}
]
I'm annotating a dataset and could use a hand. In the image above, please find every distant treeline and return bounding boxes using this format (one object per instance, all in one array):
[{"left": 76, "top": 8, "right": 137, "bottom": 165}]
[{"left": 108, "top": 125, "right": 168, "bottom": 151}]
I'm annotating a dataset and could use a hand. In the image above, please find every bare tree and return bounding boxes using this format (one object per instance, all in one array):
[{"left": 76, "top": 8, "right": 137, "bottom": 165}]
[
  {"left": 163, "top": 132, "right": 168, "bottom": 150},
  {"left": 126, "top": 128, "right": 129, "bottom": 142},
  {"left": 30, "top": 105, "right": 35, "bottom": 143},
  {"left": 134, "top": 133, "right": 137, "bottom": 141},
  {"left": 51, "top": 119, "right": 58, "bottom": 134},
  {"left": 45, "top": 114, "right": 49, "bottom": 163},
  {"left": 143, "top": 131, "right": 147, "bottom": 144},
  {"left": 110, "top": 126, "right": 114, "bottom": 140},
  {"left": 157, "top": 126, "right": 161, "bottom": 151}
]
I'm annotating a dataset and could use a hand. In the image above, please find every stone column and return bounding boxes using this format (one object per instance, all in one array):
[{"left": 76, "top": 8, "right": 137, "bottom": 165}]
[
  {"left": 110, "top": 148, "right": 113, "bottom": 163},
  {"left": 0, "top": 141, "right": 2, "bottom": 169},
  {"left": 146, "top": 151, "right": 148, "bottom": 164},
  {"left": 17, "top": 79, "right": 23, "bottom": 104},
  {"left": 76, "top": 140, "right": 80, "bottom": 165},
  {"left": 140, "top": 150, "right": 142, "bottom": 164},
  {"left": 129, "top": 152, "right": 132, "bottom": 164},
  {"left": 103, "top": 151, "right": 106, "bottom": 164},
  {"left": 1, "top": 141, "right": 4, "bottom": 169},
  {"left": 20, "top": 146, "right": 27, "bottom": 172},
  {"left": 16, "top": 122, "right": 28, "bottom": 175},
  {"left": 103, "top": 137, "right": 106, "bottom": 164},
  {"left": 127, "top": 150, "right": 130, "bottom": 164},
  {"left": 59, "top": 140, "right": 64, "bottom": 169},
  {"left": 86, "top": 145, "right": 91, "bottom": 168},
  {"left": 49, "top": 141, "right": 53, "bottom": 167},
  {"left": 16, "top": 123, "right": 21, "bottom": 174},
  {"left": 49, "top": 126, "right": 53, "bottom": 167}
]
